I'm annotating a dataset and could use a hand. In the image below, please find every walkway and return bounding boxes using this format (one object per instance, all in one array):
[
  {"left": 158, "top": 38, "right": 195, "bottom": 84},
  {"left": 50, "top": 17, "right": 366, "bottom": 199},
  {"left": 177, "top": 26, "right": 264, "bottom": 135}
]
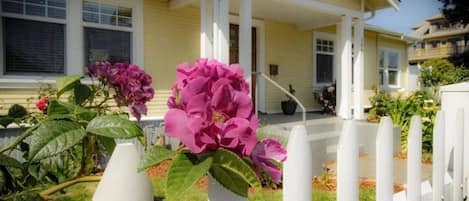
[{"left": 258, "top": 112, "right": 433, "bottom": 186}]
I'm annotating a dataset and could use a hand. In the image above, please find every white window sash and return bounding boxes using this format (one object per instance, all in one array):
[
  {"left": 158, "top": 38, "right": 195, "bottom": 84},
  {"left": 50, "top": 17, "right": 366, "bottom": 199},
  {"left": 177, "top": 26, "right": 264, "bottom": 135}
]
[
  {"left": 313, "top": 32, "right": 336, "bottom": 88},
  {"left": 379, "top": 47, "right": 401, "bottom": 89}
]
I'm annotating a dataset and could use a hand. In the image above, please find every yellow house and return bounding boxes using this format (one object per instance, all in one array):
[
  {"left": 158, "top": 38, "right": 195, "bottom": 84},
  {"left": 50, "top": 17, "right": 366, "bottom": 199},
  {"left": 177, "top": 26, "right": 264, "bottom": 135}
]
[{"left": 0, "top": 0, "right": 410, "bottom": 121}]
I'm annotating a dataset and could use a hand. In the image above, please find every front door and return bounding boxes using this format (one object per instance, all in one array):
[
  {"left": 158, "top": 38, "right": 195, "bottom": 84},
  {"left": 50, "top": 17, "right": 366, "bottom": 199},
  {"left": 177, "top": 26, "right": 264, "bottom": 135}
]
[{"left": 229, "top": 24, "right": 257, "bottom": 104}]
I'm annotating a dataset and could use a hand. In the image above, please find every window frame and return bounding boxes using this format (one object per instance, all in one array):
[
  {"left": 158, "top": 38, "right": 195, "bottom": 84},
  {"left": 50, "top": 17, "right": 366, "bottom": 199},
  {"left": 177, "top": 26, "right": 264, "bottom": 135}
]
[
  {"left": 0, "top": 0, "right": 144, "bottom": 88},
  {"left": 313, "top": 32, "right": 336, "bottom": 90},
  {"left": 379, "top": 47, "right": 401, "bottom": 90}
]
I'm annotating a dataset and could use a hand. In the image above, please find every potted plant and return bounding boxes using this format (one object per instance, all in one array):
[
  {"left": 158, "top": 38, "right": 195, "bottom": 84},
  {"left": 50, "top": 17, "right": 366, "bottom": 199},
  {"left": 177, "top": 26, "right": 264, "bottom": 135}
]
[
  {"left": 281, "top": 84, "right": 297, "bottom": 115},
  {"left": 139, "top": 59, "right": 287, "bottom": 201}
]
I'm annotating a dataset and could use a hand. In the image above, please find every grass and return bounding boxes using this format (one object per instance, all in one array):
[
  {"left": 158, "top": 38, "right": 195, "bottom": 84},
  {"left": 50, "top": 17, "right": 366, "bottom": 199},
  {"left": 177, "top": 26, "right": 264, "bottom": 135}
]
[{"left": 47, "top": 175, "right": 377, "bottom": 201}]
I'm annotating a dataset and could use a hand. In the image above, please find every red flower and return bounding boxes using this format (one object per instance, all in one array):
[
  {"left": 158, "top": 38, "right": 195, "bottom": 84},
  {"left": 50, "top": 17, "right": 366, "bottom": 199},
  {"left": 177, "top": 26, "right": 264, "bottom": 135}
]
[{"left": 35, "top": 96, "right": 49, "bottom": 113}]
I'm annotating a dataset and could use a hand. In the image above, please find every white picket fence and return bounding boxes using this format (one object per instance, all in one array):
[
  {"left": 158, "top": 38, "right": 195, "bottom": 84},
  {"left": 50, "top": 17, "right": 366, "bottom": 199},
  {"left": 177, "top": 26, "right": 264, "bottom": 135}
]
[{"left": 283, "top": 109, "right": 466, "bottom": 201}]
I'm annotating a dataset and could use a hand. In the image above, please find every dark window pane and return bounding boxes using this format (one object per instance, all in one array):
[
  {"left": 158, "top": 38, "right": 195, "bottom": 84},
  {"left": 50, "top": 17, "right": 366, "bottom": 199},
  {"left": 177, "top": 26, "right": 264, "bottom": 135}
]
[
  {"left": 26, "top": 4, "right": 45, "bottom": 16},
  {"left": 118, "top": 6, "right": 131, "bottom": 17},
  {"left": 118, "top": 17, "right": 131, "bottom": 27},
  {"left": 379, "top": 70, "right": 384, "bottom": 85},
  {"left": 83, "top": 1, "right": 98, "bottom": 12},
  {"left": 3, "top": 17, "right": 65, "bottom": 74},
  {"left": 48, "top": 7, "right": 65, "bottom": 19},
  {"left": 48, "top": 0, "right": 65, "bottom": 8},
  {"left": 83, "top": 12, "right": 99, "bottom": 23},
  {"left": 100, "top": 14, "right": 116, "bottom": 25},
  {"left": 26, "top": 0, "right": 45, "bottom": 4},
  {"left": 2, "top": 1, "right": 23, "bottom": 14},
  {"left": 84, "top": 27, "right": 131, "bottom": 65},
  {"left": 316, "top": 54, "right": 333, "bottom": 83},
  {"left": 389, "top": 70, "right": 398, "bottom": 85}
]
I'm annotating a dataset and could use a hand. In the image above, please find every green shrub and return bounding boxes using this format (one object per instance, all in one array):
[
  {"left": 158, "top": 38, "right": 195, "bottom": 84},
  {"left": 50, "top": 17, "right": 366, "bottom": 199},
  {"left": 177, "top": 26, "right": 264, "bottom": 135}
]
[
  {"left": 368, "top": 90, "right": 439, "bottom": 153},
  {"left": 419, "top": 59, "right": 469, "bottom": 92}
]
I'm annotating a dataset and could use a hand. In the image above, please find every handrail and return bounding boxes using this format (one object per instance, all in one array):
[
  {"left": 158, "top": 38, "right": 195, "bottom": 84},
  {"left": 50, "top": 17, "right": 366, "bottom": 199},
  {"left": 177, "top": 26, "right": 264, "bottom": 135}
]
[{"left": 253, "top": 72, "right": 306, "bottom": 124}]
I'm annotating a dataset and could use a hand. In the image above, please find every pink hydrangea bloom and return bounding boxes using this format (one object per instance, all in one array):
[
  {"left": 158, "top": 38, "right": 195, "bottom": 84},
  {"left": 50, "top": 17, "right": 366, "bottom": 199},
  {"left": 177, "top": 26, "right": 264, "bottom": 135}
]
[
  {"left": 251, "top": 139, "right": 287, "bottom": 183},
  {"left": 164, "top": 59, "right": 256, "bottom": 156},
  {"left": 88, "top": 61, "right": 154, "bottom": 121}
]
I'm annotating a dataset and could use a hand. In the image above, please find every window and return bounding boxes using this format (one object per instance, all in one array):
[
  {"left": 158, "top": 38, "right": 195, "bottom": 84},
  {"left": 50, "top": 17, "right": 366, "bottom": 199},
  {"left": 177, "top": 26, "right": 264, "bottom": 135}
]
[
  {"left": 4, "top": 18, "right": 65, "bottom": 74},
  {"left": 82, "top": 1, "right": 132, "bottom": 28},
  {"left": 84, "top": 27, "right": 131, "bottom": 65},
  {"left": 2, "top": 0, "right": 66, "bottom": 19},
  {"left": 379, "top": 48, "right": 401, "bottom": 88},
  {"left": 314, "top": 35, "right": 335, "bottom": 86},
  {"left": 1, "top": 0, "right": 66, "bottom": 75}
]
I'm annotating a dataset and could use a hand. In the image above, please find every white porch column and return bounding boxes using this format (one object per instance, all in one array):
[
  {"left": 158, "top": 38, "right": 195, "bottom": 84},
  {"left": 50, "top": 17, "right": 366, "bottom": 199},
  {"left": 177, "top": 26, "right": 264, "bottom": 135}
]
[
  {"left": 213, "top": 0, "right": 230, "bottom": 64},
  {"left": 200, "top": 0, "right": 214, "bottom": 58},
  {"left": 66, "top": 0, "right": 83, "bottom": 74},
  {"left": 337, "top": 15, "right": 353, "bottom": 119},
  {"left": 239, "top": 0, "right": 252, "bottom": 87},
  {"left": 353, "top": 19, "right": 364, "bottom": 120}
]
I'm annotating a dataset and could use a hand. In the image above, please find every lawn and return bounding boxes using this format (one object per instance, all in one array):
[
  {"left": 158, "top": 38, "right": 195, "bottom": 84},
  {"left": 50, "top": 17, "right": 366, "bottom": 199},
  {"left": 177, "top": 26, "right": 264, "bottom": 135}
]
[{"left": 48, "top": 175, "right": 376, "bottom": 201}]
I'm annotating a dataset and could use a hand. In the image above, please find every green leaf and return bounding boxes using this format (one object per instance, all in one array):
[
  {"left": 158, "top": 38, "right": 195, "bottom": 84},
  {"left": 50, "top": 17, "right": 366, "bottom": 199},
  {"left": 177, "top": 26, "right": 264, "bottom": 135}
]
[
  {"left": 0, "top": 154, "right": 22, "bottom": 169},
  {"left": 29, "top": 120, "right": 87, "bottom": 161},
  {"left": 212, "top": 149, "right": 261, "bottom": 190},
  {"left": 209, "top": 165, "right": 249, "bottom": 197},
  {"left": 74, "top": 84, "right": 92, "bottom": 105},
  {"left": 47, "top": 100, "right": 70, "bottom": 115},
  {"left": 97, "top": 136, "right": 116, "bottom": 155},
  {"left": 56, "top": 75, "right": 81, "bottom": 97},
  {"left": 138, "top": 146, "right": 176, "bottom": 171},
  {"left": 166, "top": 153, "right": 213, "bottom": 200},
  {"left": 86, "top": 115, "right": 143, "bottom": 139},
  {"left": 0, "top": 116, "right": 14, "bottom": 128},
  {"left": 0, "top": 170, "right": 4, "bottom": 191},
  {"left": 7, "top": 104, "right": 27, "bottom": 118},
  {"left": 75, "top": 107, "right": 97, "bottom": 122}
]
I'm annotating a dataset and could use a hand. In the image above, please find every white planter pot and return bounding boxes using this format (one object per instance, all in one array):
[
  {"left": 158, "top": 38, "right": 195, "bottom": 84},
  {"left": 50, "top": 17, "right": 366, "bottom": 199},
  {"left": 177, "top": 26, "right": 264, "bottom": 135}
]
[{"left": 207, "top": 175, "right": 247, "bottom": 201}]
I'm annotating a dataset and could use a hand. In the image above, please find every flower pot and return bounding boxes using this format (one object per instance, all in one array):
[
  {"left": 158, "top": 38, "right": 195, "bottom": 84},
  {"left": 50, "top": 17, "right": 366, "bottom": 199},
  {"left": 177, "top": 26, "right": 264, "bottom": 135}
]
[
  {"left": 281, "top": 101, "right": 297, "bottom": 115},
  {"left": 208, "top": 175, "right": 247, "bottom": 201}
]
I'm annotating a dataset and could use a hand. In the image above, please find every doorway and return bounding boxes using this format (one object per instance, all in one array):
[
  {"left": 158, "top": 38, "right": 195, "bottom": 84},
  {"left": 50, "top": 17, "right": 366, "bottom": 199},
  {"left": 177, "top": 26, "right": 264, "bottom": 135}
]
[{"left": 229, "top": 24, "right": 257, "bottom": 104}]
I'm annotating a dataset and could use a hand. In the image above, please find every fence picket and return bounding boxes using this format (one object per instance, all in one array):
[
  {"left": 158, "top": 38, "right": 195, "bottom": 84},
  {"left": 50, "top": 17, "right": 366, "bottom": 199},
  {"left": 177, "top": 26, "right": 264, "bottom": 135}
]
[
  {"left": 432, "top": 111, "right": 445, "bottom": 201},
  {"left": 377, "top": 117, "right": 394, "bottom": 201},
  {"left": 407, "top": 116, "right": 422, "bottom": 201},
  {"left": 453, "top": 109, "right": 465, "bottom": 201},
  {"left": 282, "top": 125, "right": 312, "bottom": 201},
  {"left": 337, "top": 120, "right": 359, "bottom": 201}
]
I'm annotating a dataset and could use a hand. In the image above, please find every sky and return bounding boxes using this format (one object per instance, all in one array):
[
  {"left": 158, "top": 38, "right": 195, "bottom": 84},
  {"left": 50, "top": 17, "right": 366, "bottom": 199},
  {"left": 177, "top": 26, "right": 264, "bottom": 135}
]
[{"left": 366, "top": 0, "right": 443, "bottom": 35}]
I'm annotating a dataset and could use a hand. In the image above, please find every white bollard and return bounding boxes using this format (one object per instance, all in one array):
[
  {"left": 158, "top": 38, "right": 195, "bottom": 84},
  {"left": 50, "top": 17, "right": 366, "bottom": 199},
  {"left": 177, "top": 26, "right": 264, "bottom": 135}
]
[
  {"left": 283, "top": 125, "right": 312, "bottom": 201},
  {"left": 376, "top": 117, "right": 394, "bottom": 201},
  {"left": 453, "top": 109, "right": 465, "bottom": 201},
  {"left": 93, "top": 143, "right": 154, "bottom": 201},
  {"left": 337, "top": 121, "right": 359, "bottom": 201},
  {"left": 432, "top": 111, "right": 445, "bottom": 201},
  {"left": 407, "top": 116, "right": 422, "bottom": 201}
]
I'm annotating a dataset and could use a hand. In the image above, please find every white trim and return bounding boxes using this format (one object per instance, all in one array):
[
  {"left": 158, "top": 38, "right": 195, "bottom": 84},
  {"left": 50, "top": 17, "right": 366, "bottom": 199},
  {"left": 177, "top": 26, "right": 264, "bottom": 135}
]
[
  {"left": 82, "top": 22, "right": 133, "bottom": 32},
  {"left": 132, "top": 0, "right": 144, "bottom": 68},
  {"left": 312, "top": 32, "right": 336, "bottom": 90},
  {"left": 353, "top": 19, "right": 364, "bottom": 120},
  {"left": 378, "top": 47, "right": 402, "bottom": 90},
  {"left": 213, "top": 0, "right": 229, "bottom": 63},
  {"left": 0, "top": 12, "right": 66, "bottom": 24},
  {"left": 337, "top": 15, "right": 352, "bottom": 120},
  {"left": 67, "top": 0, "right": 84, "bottom": 75},
  {"left": 286, "top": 0, "right": 361, "bottom": 17},
  {"left": 200, "top": 0, "right": 213, "bottom": 58}
]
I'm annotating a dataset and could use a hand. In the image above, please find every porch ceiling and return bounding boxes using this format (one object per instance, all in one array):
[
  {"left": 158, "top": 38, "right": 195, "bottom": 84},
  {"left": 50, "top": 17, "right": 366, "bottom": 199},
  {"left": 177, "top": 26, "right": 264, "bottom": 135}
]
[{"left": 193, "top": 0, "right": 342, "bottom": 30}]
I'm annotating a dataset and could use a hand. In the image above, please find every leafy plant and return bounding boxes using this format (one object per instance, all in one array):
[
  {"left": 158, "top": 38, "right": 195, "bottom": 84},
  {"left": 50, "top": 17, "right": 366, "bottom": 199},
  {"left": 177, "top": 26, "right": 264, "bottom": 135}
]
[
  {"left": 284, "top": 84, "right": 296, "bottom": 102},
  {"left": 140, "top": 59, "right": 287, "bottom": 199},
  {"left": 0, "top": 62, "right": 154, "bottom": 198},
  {"left": 419, "top": 59, "right": 469, "bottom": 98},
  {"left": 0, "top": 105, "right": 28, "bottom": 128},
  {"left": 367, "top": 90, "right": 439, "bottom": 153},
  {"left": 314, "top": 83, "right": 336, "bottom": 114}
]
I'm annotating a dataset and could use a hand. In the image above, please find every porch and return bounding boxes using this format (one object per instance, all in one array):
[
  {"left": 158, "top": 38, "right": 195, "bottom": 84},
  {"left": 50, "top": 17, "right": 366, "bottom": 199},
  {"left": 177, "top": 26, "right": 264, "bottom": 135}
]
[{"left": 170, "top": 0, "right": 384, "bottom": 120}]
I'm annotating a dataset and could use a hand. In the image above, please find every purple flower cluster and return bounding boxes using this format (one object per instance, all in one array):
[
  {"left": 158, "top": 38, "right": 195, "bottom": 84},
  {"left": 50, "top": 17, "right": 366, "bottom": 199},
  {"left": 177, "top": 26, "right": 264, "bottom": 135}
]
[{"left": 88, "top": 61, "right": 155, "bottom": 120}]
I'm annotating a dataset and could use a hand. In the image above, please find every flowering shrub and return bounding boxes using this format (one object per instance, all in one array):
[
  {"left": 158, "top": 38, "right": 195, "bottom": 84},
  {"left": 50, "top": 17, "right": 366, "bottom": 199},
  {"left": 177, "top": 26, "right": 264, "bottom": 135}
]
[
  {"left": 140, "top": 59, "right": 287, "bottom": 199},
  {"left": 88, "top": 62, "right": 154, "bottom": 120}
]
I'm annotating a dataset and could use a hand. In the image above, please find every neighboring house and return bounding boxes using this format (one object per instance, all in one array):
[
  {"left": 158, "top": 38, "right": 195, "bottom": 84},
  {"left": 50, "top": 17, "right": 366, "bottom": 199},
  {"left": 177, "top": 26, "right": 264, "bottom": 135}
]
[
  {"left": 0, "top": 0, "right": 408, "bottom": 121},
  {"left": 409, "top": 13, "right": 469, "bottom": 64}
]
